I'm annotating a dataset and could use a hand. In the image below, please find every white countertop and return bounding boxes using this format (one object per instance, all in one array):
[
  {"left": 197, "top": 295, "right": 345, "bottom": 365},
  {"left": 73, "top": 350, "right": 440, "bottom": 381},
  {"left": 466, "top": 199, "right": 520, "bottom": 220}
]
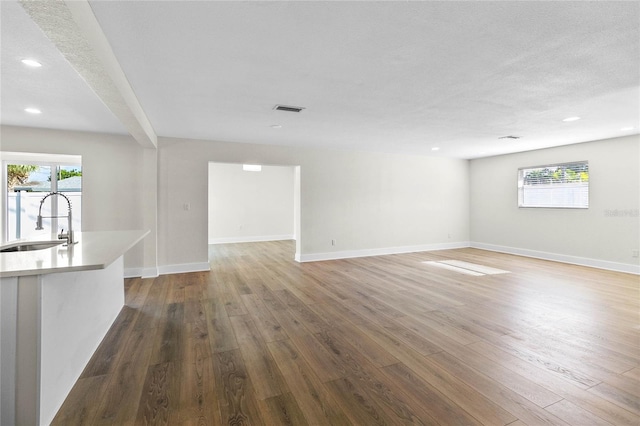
[{"left": 0, "top": 230, "right": 148, "bottom": 277}]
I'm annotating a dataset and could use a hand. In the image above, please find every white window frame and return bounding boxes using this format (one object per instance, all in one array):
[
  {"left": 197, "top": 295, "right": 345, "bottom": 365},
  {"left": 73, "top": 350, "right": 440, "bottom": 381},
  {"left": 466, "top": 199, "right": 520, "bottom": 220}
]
[
  {"left": 517, "top": 161, "right": 589, "bottom": 209},
  {"left": 1, "top": 152, "right": 82, "bottom": 242}
]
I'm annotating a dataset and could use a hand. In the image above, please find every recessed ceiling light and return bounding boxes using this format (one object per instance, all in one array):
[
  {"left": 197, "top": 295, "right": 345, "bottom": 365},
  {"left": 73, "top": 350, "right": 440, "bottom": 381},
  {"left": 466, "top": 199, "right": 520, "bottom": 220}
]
[
  {"left": 21, "top": 59, "right": 42, "bottom": 67},
  {"left": 243, "top": 164, "right": 262, "bottom": 172},
  {"left": 431, "top": 147, "right": 440, "bottom": 151},
  {"left": 24, "top": 107, "right": 41, "bottom": 114},
  {"left": 620, "top": 126, "right": 635, "bottom": 131},
  {"left": 562, "top": 116, "right": 581, "bottom": 122},
  {"left": 271, "top": 124, "right": 282, "bottom": 129}
]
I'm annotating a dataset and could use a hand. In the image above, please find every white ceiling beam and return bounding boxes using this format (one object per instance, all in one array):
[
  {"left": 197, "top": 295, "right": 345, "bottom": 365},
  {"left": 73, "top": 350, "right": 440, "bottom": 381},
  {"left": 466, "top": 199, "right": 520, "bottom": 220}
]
[{"left": 19, "top": 0, "right": 157, "bottom": 148}]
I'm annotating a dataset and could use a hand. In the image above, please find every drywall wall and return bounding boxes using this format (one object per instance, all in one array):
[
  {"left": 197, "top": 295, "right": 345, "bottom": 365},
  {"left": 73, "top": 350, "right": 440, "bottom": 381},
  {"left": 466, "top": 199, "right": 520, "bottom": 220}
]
[
  {"left": 158, "top": 136, "right": 469, "bottom": 270},
  {"left": 5, "top": 125, "right": 635, "bottom": 275},
  {"left": 470, "top": 135, "right": 640, "bottom": 273},
  {"left": 208, "top": 163, "right": 295, "bottom": 244},
  {"left": 0, "top": 126, "right": 150, "bottom": 272},
  {"left": 294, "top": 166, "right": 301, "bottom": 254}
]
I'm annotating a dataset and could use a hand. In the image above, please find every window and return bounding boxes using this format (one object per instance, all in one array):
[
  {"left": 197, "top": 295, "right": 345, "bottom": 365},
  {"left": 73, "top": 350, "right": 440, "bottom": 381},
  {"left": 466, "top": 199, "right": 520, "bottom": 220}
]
[
  {"left": 518, "top": 161, "right": 589, "bottom": 208},
  {"left": 2, "top": 153, "right": 82, "bottom": 242}
]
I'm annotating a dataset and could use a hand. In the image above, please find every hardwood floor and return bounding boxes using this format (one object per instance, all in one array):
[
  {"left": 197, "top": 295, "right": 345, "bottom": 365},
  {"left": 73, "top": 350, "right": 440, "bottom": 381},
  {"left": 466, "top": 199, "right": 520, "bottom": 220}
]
[{"left": 52, "top": 241, "right": 640, "bottom": 425}]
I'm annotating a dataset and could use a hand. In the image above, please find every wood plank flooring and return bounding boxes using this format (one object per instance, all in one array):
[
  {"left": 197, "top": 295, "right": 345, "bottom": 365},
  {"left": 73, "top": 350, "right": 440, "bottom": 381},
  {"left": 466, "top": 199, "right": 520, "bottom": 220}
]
[{"left": 53, "top": 241, "right": 640, "bottom": 425}]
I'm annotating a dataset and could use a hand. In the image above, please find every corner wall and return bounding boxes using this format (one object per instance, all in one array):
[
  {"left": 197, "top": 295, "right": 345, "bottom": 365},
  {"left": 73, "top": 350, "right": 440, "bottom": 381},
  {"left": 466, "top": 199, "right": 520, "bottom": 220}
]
[
  {"left": 469, "top": 135, "right": 640, "bottom": 273},
  {"left": 0, "top": 126, "right": 150, "bottom": 273}
]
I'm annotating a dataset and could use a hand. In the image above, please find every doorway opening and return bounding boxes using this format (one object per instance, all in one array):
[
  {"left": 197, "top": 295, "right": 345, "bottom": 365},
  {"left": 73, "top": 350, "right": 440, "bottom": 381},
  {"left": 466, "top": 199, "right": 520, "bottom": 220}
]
[{"left": 207, "top": 162, "right": 301, "bottom": 261}]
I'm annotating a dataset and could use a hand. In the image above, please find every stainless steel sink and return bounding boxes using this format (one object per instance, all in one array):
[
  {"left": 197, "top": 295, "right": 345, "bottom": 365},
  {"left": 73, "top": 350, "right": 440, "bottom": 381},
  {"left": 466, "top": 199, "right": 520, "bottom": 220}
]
[{"left": 0, "top": 240, "right": 65, "bottom": 253}]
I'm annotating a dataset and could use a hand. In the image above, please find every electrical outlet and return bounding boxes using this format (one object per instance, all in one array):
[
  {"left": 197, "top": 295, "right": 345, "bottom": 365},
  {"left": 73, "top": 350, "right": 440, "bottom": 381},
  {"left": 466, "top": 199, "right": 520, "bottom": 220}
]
[
  {"left": 183, "top": 203, "right": 190, "bottom": 211},
  {"left": 632, "top": 249, "right": 639, "bottom": 258},
  {"left": 331, "top": 239, "right": 336, "bottom": 246}
]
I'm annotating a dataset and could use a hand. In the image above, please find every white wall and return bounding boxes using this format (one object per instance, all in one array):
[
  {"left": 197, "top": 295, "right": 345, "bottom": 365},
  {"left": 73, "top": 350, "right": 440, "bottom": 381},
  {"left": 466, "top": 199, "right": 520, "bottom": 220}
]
[
  {"left": 294, "top": 166, "right": 301, "bottom": 255},
  {"left": 4, "top": 125, "right": 637, "bottom": 275},
  {"left": 470, "top": 135, "right": 640, "bottom": 273},
  {"left": 159, "top": 136, "right": 470, "bottom": 269},
  {"left": 208, "top": 163, "right": 294, "bottom": 244},
  {"left": 0, "top": 126, "right": 149, "bottom": 272}
]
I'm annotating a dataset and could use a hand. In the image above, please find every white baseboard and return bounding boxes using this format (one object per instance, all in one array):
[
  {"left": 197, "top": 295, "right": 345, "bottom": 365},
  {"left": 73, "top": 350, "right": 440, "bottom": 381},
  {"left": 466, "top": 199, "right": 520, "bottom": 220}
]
[
  {"left": 126, "top": 242, "right": 639, "bottom": 276},
  {"left": 158, "top": 262, "right": 211, "bottom": 276},
  {"left": 209, "top": 235, "right": 295, "bottom": 244},
  {"left": 124, "top": 267, "right": 159, "bottom": 278},
  {"left": 125, "top": 263, "right": 209, "bottom": 277},
  {"left": 296, "top": 241, "right": 470, "bottom": 263},
  {"left": 141, "top": 267, "right": 159, "bottom": 278},
  {"left": 124, "top": 268, "right": 142, "bottom": 278},
  {"left": 471, "top": 242, "right": 640, "bottom": 275}
]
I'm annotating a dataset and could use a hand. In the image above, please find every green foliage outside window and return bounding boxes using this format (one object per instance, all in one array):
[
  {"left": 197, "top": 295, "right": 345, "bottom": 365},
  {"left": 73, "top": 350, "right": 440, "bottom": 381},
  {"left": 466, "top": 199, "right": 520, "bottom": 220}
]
[
  {"left": 7, "top": 165, "right": 38, "bottom": 190},
  {"left": 523, "top": 164, "right": 589, "bottom": 185},
  {"left": 49, "top": 168, "right": 82, "bottom": 182}
]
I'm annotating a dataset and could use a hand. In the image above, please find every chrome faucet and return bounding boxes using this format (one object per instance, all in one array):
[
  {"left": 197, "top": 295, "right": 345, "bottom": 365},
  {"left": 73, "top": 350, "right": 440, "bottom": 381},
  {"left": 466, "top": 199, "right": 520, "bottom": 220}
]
[{"left": 35, "top": 192, "right": 76, "bottom": 245}]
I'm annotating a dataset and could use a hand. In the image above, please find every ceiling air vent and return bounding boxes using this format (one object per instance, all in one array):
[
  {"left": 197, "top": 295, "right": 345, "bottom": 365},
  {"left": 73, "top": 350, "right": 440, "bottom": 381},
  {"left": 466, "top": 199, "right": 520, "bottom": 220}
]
[
  {"left": 274, "top": 104, "right": 305, "bottom": 113},
  {"left": 498, "top": 135, "right": 521, "bottom": 140}
]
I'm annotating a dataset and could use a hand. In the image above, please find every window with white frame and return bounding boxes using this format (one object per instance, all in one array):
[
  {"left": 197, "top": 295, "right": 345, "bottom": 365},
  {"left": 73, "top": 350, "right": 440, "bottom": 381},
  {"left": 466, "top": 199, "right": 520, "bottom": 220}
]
[
  {"left": 2, "top": 152, "right": 82, "bottom": 242},
  {"left": 518, "top": 161, "right": 589, "bottom": 208}
]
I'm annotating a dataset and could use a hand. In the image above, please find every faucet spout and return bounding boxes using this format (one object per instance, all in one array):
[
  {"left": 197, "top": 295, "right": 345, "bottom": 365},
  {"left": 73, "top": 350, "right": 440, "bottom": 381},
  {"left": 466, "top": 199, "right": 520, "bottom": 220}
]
[{"left": 35, "top": 192, "right": 76, "bottom": 245}]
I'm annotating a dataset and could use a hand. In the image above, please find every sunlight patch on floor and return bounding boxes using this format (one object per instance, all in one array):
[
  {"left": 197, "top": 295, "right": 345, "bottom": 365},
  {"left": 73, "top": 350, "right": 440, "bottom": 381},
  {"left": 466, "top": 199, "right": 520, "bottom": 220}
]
[{"left": 422, "top": 260, "right": 510, "bottom": 276}]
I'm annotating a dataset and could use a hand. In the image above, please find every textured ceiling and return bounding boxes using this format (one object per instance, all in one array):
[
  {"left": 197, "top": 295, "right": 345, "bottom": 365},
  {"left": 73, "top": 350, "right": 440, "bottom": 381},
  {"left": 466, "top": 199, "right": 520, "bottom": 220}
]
[
  {"left": 18, "top": 0, "right": 157, "bottom": 148},
  {"left": 2, "top": 1, "right": 639, "bottom": 158},
  {"left": 0, "top": 1, "right": 127, "bottom": 136}
]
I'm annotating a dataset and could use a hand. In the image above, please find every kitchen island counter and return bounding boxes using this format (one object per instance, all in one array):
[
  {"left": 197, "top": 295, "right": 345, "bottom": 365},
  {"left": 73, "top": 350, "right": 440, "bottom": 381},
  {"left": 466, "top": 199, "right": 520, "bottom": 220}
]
[
  {"left": 0, "top": 230, "right": 148, "bottom": 425},
  {"left": 0, "top": 230, "right": 148, "bottom": 277}
]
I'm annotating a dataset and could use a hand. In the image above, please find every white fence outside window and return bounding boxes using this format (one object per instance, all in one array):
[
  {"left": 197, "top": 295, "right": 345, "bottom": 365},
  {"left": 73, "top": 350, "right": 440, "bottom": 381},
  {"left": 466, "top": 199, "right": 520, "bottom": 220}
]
[{"left": 7, "top": 191, "right": 82, "bottom": 241}]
